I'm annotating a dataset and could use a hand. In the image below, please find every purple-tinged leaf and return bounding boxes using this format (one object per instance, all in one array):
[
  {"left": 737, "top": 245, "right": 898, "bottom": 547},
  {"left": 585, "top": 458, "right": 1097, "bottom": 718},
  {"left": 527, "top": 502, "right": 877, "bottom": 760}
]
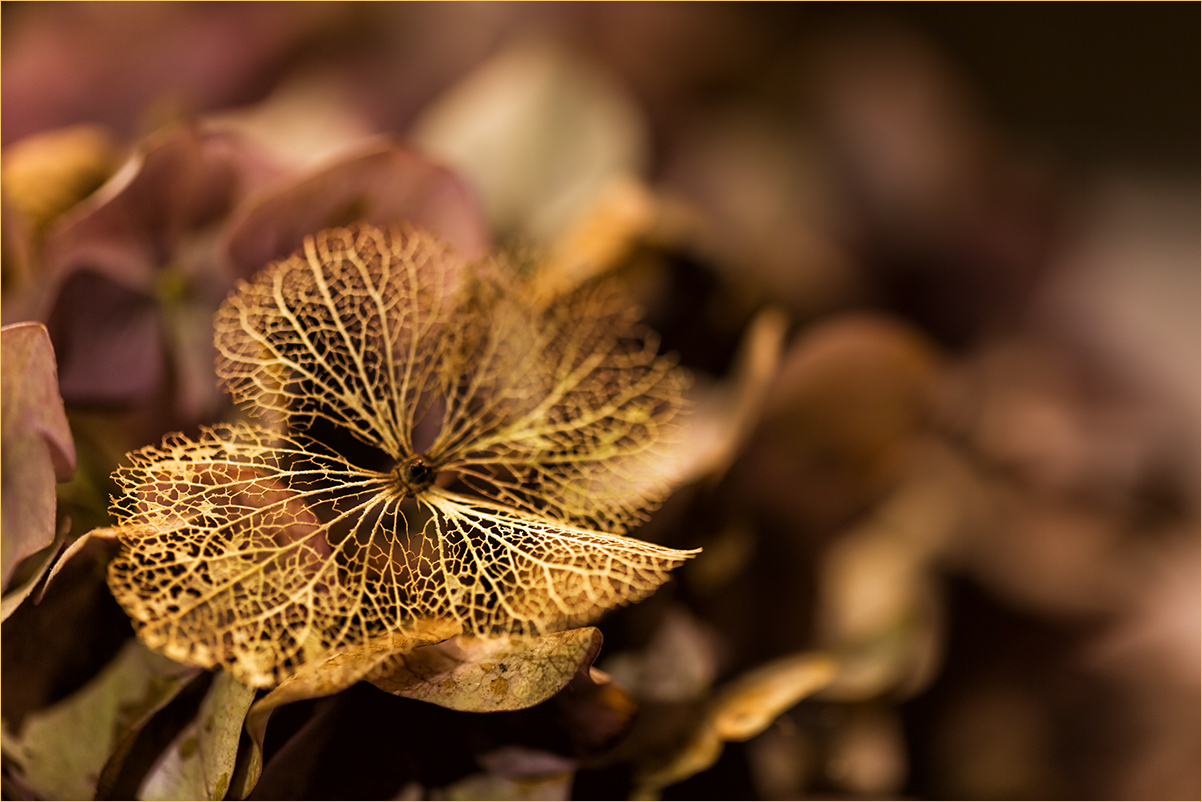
[
  {"left": 31, "top": 125, "right": 282, "bottom": 414},
  {"left": 223, "top": 140, "right": 490, "bottom": 276},
  {"left": 1, "top": 321, "right": 75, "bottom": 590}
]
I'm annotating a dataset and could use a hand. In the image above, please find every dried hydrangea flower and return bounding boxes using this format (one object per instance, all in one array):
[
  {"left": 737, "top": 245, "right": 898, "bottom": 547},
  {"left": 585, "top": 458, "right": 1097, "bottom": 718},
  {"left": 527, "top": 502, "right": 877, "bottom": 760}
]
[{"left": 102, "top": 223, "right": 697, "bottom": 687}]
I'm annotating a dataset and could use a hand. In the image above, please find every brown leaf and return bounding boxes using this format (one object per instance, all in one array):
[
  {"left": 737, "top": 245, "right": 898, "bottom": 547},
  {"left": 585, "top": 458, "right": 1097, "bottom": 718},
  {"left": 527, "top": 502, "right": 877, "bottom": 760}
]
[
  {"left": 251, "top": 622, "right": 463, "bottom": 723},
  {"left": 709, "top": 652, "right": 839, "bottom": 741},
  {"left": 733, "top": 313, "right": 944, "bottom": 533},
  {"left": 1, "top": 321, "right": 75, "bottom": 590},
  {"left": 553, "top": 665, "right": 639, "bottom": 757},
  {"left": 533, "top": 175, "right": 661, "bottom": 305},
  {"left": 674, "top": 306, "right": 788, "bottom": 487},
  {"left": 760, "top": 314, "right": 942, "bottom": 476},
  {"left": 370, "top": 627, "right": 604, "bottom": 712},
  {"left": 0, "top": 519, "right": 66, "bottom": 622},
  {"left": 633, "top": 651, "right": 838, "bottom": 798}
]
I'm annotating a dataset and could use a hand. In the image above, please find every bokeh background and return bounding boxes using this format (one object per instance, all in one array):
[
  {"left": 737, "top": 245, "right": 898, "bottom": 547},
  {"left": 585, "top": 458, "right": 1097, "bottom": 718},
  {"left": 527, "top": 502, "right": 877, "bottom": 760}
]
[{"left": 2, "top": 3, "right": 1198, "bottom": 800}]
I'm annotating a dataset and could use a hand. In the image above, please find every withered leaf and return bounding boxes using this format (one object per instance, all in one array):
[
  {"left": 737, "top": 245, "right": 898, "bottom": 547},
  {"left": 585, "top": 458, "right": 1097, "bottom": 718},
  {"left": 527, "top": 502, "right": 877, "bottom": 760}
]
[
  {"left": 370, "top": 626, "right": 603, "bottom": 712},
  {"left": 1, "top": 321, "right": 75, "bottom": 590},
  {"left": 137, "top": 672, "right": 257, "bottom": 801},
  {"left": 101, "top": 224, "right": 697, "bottom": 689},
  {"left": 0, "top": 520, "right": 65, "bottom": 623},
  {"left": 709, "top": 652, "right": 839, "bottom": 741},
  {"left": 633, "top": 651, "right": 838, "bottom": 799}
]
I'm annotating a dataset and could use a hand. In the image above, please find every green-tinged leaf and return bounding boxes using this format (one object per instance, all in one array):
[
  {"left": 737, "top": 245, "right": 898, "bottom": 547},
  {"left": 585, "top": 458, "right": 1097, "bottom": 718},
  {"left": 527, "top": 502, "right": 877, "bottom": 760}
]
[
  {"left": 370, "top": 627, "right": 604, "bottom": 712},
  {"left": 4, "top": 639, "right": 199, "bottom": 801},
  {"left": 138, "top": 672, "right": 257, "bottom": 801},
  {"left": 411, "top": 39, "right": 648, "bottom": 244},
  {"left": 1, "top": 322, "right": 76, "bottom": 591}
]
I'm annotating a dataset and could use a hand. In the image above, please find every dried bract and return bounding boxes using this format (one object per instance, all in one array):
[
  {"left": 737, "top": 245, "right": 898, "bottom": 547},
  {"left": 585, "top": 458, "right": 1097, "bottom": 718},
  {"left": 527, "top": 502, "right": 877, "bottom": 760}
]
[{"left": 103, "top": 224, "right": 696, "bottom": 687}]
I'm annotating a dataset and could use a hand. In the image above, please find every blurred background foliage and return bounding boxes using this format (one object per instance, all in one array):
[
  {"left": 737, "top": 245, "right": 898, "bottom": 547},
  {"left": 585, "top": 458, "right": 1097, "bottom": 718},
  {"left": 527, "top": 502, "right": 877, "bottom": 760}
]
[{"left": 1, "top": 3, "right": 1197, "bottom": 800}]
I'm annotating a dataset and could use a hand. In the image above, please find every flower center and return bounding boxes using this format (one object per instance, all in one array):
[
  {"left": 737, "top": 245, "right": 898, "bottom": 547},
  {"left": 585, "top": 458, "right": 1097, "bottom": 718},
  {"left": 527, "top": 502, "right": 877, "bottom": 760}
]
[{"left": 393, "top": 454, "right": 435, "bottom": 496}]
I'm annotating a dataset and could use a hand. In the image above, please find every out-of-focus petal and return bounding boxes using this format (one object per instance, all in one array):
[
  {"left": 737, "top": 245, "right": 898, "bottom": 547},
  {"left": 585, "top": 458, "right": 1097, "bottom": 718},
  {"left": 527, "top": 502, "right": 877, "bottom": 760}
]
[
  {"left": 224, "top": 141, "right": 490, "bottom": 275},
  {"left": 1, "top": 125, "right": 121, "bottom": 292},
  {"left": 411, "top": 39, "right": 647, "bottom": 244},
  {"left": 44, "top": 272, "right": 163, "bottom": 407},
  {"left": 43, "top": 126, "right": 239, "bottom": 291}
]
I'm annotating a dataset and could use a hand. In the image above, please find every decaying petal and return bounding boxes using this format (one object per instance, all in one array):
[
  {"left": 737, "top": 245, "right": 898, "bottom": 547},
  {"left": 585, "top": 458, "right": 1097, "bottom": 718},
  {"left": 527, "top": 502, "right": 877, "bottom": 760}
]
[
  {"left": 106, "top": 423, "right": 390, "bottom": 686},
  {"left": 215, "top": 224, "right": 688, "bottom": 533},
  {"left": 104, "top": 422, "right": 693, "bottom": 687},
  {"left": 432, "top": 273, "right": 690, "bottom": 535},
  {"left": 423, "top": 491, "right": 696, "bottom": 636}
]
